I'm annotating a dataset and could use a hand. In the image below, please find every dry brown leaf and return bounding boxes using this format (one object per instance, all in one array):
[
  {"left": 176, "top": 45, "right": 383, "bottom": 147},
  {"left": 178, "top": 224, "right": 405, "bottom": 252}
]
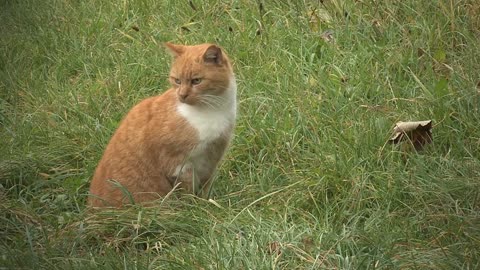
[
  {"left": 389, "top": 120, "right": 433, "bottom": 150},
  {"left": 267, "top": 241, "right": 282, "bottom": 255}
]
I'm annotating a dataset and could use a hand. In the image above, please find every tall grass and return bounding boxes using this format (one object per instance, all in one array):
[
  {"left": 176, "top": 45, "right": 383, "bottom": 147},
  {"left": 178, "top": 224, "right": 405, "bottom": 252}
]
[{"left": 1, "top": 0, "right": 479, "bottom": 268}]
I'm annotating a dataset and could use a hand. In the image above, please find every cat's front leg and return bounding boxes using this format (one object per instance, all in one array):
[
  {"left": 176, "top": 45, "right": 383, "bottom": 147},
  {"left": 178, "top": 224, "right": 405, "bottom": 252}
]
[{"left": 169, "top": 162, "right": 201, "bottom": 194}]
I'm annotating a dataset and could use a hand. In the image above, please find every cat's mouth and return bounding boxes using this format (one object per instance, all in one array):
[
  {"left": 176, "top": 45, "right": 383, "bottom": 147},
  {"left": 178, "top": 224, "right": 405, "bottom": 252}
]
[{"left": 178, "top": 95, "right": 197, "bottom": 105}]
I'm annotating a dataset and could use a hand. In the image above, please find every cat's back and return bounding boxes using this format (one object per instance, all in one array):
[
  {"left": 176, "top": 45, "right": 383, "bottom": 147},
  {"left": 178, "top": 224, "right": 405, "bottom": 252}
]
[
  {"left": 89, "top": 88, "right": 198, "bottom": 206},
  {"left": 98, "top": 88, "right": 194, "bottom": 158},
  {"left": 119, "top": 89, "right": 176, "bottom": 129}
]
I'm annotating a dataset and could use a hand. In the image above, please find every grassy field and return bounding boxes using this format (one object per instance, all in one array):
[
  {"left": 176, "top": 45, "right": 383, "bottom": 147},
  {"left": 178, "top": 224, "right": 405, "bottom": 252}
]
[{"left": 1, "top": 0, "right": 480, "bottom": 268}]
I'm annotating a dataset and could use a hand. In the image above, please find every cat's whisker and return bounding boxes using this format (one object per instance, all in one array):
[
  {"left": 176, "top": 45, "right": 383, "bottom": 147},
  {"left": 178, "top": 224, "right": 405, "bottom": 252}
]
[
  {"left": 202, "top": 99, "right": 220, "bottom": 109},
  {"left": 198, "top": 99, "right": 216, "bottom": 109},
  {"left": 199, "top": 99, "right": 216, "bottom": 109},
  {"left": 200, "top": 94, "right": 226, "bottom": 109},
  {"left": 197, "top": 96, "right": 216, "bottom": 109}
]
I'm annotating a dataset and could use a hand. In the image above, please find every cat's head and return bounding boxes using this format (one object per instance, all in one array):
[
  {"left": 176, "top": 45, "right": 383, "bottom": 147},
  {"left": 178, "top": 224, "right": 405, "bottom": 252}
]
[{"left": 165, "top": 43, "right": 234, "bottom": 107}]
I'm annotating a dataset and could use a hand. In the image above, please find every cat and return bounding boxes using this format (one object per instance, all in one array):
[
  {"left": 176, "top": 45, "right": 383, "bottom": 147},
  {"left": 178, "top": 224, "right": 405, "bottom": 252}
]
[{"left": 88, "top": 43, "right": 237, "bottom": 207}]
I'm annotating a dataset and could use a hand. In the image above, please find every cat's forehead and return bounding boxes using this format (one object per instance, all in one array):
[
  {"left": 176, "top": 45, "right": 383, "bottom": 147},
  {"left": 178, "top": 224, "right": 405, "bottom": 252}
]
[
  {"left": 170, "top": 45, "right": 215, "bottom": 72},
  {"left": 170, "top": 55, "right": 204, "bottom": 74},
  {"left": 167, "top": 43, "right": 232, "bottom": 77}
]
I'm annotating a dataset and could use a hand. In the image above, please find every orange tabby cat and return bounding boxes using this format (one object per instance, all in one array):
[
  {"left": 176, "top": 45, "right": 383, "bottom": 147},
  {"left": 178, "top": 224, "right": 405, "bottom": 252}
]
[{"left": 88, "top": 43, "right": 236, "bottom": 207}]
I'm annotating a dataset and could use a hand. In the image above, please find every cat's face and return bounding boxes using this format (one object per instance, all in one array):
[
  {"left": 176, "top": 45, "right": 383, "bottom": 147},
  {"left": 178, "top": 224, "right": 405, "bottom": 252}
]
[{"left": 166, "top": 43, "right": 233, "bottom": 107}]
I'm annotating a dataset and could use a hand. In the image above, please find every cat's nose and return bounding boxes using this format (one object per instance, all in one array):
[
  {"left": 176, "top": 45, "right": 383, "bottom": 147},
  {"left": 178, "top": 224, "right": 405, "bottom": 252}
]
[{"left": 179, "top": 93, "right": 189, "bottom": 102}]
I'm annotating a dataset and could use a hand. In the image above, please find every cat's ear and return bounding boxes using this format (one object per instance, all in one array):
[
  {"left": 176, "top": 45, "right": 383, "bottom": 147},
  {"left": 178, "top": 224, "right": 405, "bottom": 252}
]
[
  {"left": 203, "top": 45, "right": 223, "bottom": 65},
  {"left": 164, "top": 42, "right": 185, "bottom": 57}
]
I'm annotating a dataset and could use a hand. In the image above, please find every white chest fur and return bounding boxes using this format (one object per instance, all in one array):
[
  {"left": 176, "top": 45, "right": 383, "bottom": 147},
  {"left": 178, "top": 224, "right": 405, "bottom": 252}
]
[
  {"left": 177, "top": 79, "right": 237, "bottom": 143},
  {"left": 173, "top": 79, "right": 237, "bottom": 191}
]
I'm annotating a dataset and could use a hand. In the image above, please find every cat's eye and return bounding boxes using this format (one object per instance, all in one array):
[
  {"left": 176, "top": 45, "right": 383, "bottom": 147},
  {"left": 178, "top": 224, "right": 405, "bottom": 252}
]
[
  {"left": 191, "top": 78, "right": 202, "bottom": 85},
  {"left": 174, "top": 78, "right": 181, "bottom": 85}
]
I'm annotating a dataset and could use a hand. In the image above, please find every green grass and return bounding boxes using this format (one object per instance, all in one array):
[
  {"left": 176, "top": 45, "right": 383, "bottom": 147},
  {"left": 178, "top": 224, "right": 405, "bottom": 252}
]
[{"left": 1, "top": 0, "right": 480, "bottom": 268}]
